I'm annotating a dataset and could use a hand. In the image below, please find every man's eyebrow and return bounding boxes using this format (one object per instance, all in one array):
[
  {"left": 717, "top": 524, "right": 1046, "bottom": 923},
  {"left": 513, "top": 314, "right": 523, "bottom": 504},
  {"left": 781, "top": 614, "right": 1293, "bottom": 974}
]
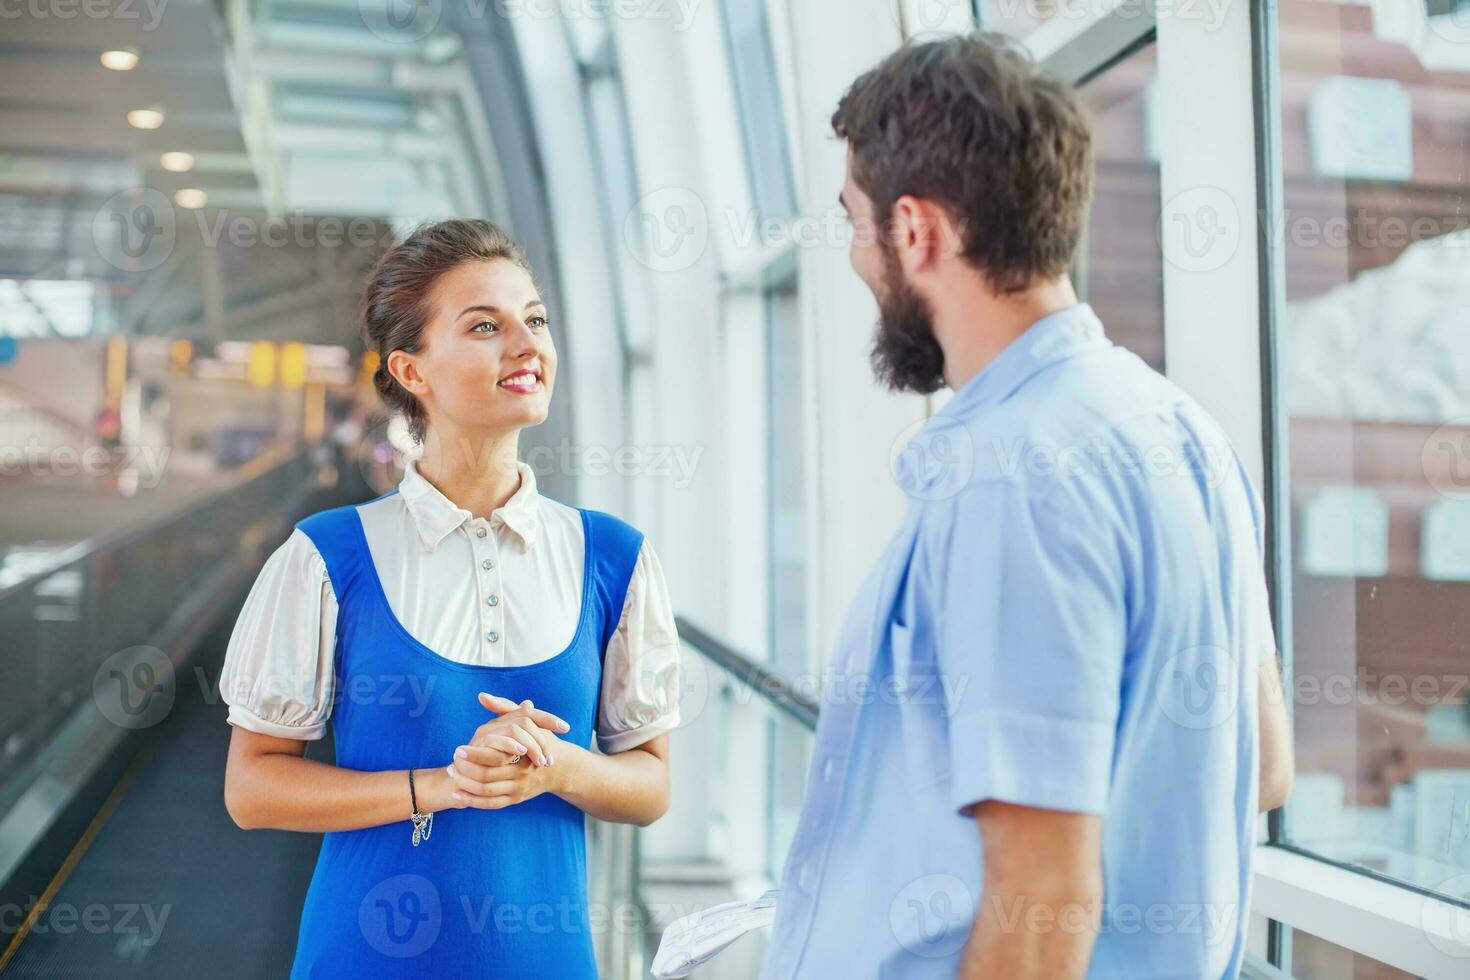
[{"left": 457, "top": 300, "right": 545, "bottom": 318}]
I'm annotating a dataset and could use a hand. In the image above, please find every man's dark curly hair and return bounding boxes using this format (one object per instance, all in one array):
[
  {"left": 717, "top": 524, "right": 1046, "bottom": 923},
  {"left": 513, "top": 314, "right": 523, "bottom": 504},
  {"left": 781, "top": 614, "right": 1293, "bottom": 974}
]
[{"left": 832, "top": 32, "right": 1094, "bottom": 293}]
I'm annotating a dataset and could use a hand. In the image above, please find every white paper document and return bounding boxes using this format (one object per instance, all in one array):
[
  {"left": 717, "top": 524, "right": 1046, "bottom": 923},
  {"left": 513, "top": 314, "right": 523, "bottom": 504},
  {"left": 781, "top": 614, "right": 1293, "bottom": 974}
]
[{"left": 650, "top": 889, "right": 780, "bottom": 979}]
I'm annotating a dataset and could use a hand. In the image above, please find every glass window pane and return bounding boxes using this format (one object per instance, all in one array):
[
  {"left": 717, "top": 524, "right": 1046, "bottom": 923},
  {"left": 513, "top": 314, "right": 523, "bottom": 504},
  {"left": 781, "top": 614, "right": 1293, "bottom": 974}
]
[
  {"left": 1288, "top": 928, "right": 1417, "bottom": 980},
  {"left": 766, "top": 284, "right": 809, "bottom": 874},
  {"left": 717, "top": 0, "right": 797, "bottom": 221},
  {"left": 1078, "top": 44, "right": 1164, "bottom": 369},
  {"left": 766, "top": 285, "right": 806, "bottom": 676},
  {"left": 979, "top": 0, "right": 1063, "bottom": 37},
  {"left": 584, "top": 71, "right": 654, "bottom": 353},
  {"left": 1274, "top": 0, "right": 1470, "bottom": 901}
]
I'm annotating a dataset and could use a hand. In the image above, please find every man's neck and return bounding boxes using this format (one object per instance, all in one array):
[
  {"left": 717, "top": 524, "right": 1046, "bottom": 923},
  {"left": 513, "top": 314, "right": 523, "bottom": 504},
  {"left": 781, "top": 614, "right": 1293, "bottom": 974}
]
[{"left": 934, "top": 276, "right": 1080, "bottom": 392}]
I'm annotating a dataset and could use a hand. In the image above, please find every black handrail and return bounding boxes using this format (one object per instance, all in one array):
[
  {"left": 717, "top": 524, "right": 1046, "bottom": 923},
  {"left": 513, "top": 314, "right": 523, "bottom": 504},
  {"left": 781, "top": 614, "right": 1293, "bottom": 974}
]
[
  {"left": 0, "top": 444, "right": 301, "bottom": 603},
  {"left": 674, "top": 616, "right": 819, "bottom": 732}
]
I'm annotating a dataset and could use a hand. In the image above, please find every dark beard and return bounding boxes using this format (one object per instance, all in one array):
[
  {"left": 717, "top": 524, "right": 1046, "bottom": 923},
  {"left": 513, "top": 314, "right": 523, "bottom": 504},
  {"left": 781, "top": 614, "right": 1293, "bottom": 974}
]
[{"left": 869, "top": 248, "right": 945, "bottom": 395}]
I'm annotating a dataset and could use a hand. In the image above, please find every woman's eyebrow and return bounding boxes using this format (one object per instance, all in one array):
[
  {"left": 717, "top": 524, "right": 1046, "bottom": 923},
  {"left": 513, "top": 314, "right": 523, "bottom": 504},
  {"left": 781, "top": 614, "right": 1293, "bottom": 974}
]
[{"left": 457, "top": 301, "right": 545, "bottom": 319}]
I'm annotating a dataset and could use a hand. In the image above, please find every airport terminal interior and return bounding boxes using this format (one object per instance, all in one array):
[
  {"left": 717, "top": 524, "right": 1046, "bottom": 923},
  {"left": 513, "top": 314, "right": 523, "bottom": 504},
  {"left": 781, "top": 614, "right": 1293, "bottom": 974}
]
[{"left": 1, "top": 0, "right": 1469, "bottom": 976}]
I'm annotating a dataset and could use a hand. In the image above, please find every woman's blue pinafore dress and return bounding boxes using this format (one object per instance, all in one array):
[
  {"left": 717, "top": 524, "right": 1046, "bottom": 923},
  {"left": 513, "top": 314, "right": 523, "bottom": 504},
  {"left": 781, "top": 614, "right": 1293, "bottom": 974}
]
[{"left": 286, "top": 492, "right": 643, "bottom": 978}]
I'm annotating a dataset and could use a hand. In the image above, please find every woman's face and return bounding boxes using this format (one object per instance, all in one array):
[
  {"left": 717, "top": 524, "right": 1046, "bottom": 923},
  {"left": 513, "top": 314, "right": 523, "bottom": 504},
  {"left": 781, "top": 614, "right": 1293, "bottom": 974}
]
[{"left": 394, "top": 258, "right": 557, "bottom": 441}]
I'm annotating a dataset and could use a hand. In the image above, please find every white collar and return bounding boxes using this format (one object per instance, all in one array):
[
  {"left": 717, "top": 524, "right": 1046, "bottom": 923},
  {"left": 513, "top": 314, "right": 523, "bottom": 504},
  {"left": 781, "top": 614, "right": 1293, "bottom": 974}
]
[{"left": 397, "top": 457, "right": 542, "bottom": 553}]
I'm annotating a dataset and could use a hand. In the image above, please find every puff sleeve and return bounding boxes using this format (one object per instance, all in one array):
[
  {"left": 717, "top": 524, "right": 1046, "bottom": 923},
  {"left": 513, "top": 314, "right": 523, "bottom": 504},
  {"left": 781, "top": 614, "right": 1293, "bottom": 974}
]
[{"left": 219, "top": 528, "right": 339, "bottom": 741}]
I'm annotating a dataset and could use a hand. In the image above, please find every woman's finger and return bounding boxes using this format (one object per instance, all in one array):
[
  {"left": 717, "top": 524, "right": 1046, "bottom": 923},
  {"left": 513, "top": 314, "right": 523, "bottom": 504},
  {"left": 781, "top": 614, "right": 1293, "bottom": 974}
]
[
  {"left": 521, "top": 706, "right": 571, "bottom": 734},
  {"left": 456, "top": 738, "right": 525, "bottom": 765},
  {"left": 479, "top": 691, "right": 571, "bottom": 735},
  {"left": 447, "top": 756, "right": 501, "bottom": 784},
  {"left": 467, "top": 719, "right": 525, "bottom": 751},
  {"left": 478, "top": 691, "right": 523, "bottom": 716},
  {"left": 506, "top": 701, "right": 570, "bottom": 734},
  {"left": 506, "top": 722, "right": 555, "bottom": 767},
  {"left": 448, "top": 765, "right": 506, "bottom": 797},
  {"left": 449, "top": 791, "right": 512, "bottom": 810}
]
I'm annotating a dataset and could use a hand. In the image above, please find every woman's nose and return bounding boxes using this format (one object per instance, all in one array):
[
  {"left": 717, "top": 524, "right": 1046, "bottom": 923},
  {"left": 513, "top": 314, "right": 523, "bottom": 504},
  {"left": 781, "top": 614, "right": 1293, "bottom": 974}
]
[{"left": 506, "top": 319, "right": 539, "bottom": 353}]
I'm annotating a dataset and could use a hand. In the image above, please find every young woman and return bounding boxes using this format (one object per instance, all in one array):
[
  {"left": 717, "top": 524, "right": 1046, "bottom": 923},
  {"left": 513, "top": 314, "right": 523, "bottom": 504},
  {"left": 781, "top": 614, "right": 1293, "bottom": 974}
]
[{"left": 220, "top": 219, "right": 681, "bottom": 977}]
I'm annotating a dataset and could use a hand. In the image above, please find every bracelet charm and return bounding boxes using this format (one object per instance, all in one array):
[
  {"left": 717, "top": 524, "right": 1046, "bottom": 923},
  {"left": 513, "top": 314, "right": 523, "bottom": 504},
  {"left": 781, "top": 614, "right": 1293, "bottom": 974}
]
[{"left": 411, "top": 810, "right": 433, "bottom": 846}]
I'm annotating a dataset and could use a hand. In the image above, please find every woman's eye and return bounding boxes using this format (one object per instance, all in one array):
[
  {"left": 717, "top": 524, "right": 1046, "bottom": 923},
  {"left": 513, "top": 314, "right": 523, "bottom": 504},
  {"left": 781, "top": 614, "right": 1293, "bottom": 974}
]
[
  {"left": 472, "top": 321, "right": 498, "bottom": 334},
  {"left": 529, "top": 315, "right": 549, "bottom": 330}
]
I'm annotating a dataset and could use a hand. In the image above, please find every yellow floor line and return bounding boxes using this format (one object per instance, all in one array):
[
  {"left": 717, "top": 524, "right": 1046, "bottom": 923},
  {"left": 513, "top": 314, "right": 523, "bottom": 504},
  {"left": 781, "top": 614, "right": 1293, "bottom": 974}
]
[{"left": 0, "top": 745, "right": 154, "bottom": 971}]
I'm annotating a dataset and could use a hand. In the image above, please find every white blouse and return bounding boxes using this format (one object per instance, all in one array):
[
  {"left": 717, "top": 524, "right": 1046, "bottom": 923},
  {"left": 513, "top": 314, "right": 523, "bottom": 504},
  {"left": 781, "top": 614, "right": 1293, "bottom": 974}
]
[{"left": 220, "top": 458, "right": 682, "bottom": 755}]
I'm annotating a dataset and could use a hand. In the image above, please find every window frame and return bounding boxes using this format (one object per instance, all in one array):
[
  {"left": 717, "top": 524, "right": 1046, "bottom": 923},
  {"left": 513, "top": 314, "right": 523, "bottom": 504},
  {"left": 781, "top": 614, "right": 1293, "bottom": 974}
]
[{"left": 1025, "top": 0, "right": 1470, "bottom": 974}]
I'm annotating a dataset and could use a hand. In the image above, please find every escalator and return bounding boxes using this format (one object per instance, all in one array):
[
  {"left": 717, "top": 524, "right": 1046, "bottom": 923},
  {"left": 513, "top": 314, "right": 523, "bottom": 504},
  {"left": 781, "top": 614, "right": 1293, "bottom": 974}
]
[{"left": 0, "top": 453, "right": 369, "bottom": 978}]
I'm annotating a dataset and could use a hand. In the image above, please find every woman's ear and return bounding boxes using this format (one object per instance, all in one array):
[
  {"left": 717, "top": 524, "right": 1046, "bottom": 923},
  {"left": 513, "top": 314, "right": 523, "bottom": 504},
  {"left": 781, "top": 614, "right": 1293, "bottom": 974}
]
[{"left": 387, "top": 349, "right": 428, "bottom": 396}]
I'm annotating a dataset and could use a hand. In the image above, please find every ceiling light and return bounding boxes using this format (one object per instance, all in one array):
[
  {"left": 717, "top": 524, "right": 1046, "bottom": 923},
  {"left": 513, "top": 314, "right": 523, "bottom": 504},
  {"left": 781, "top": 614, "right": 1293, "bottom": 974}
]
[
  {"left": 174, "top": 188, "right": 207, "bottom": 209},
  {"left": 160, "top": 151, "right": 194, "bottom": 172},
  {"left": 127, "top": 108, "right": 164, "bottom": 130},
  {"left": 100, "top": 49, "right": 139, "bottom": 71}
]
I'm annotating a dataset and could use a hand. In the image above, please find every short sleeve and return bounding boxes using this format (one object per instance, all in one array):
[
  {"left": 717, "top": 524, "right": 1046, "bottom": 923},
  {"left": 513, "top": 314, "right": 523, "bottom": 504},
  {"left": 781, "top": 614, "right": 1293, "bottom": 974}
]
[
  {"left": 936, "top": 478, "right": 1126, "bottom": 818},
  {"left": 596, "top": 539, "right": 682, "bottom": 754},
  {"left": 219, "top": 527, "right": 339, "bottom": 740}
]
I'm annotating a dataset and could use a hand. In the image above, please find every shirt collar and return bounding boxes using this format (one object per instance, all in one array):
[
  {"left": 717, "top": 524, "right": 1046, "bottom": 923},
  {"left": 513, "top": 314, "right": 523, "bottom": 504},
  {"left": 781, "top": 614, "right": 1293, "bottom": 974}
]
[
  {"left": 398, "top": 457, "right": 542, "bottom": 553},
  {"left": 938, "top": 302, "right": 1111, "bottom": 421}
]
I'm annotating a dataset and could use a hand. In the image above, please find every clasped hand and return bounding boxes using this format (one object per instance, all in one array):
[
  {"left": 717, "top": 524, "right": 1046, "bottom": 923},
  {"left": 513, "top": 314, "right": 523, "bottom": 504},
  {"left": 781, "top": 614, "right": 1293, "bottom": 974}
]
[{"left": 441, "top": 691, "right": 571, "bottom": 810}]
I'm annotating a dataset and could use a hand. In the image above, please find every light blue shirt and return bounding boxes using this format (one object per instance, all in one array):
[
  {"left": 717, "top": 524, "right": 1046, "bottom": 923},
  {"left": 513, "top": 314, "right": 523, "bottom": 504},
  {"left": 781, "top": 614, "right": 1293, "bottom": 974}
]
[{"left": 759, "top": 304, "right": 1273, "bottom": 979}]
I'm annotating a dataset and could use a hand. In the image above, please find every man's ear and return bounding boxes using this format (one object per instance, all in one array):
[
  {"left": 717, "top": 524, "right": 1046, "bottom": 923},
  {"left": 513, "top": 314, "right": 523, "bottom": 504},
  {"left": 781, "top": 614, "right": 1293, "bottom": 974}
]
[{"left": 890, "top": 195, "right": 949, "bottom": 273}]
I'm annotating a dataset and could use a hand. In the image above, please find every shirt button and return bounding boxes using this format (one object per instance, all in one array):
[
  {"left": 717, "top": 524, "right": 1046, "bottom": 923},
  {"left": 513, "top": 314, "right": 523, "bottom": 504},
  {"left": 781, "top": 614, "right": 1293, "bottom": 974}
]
[
  {"left": 798, "top": 864, "right": 814, "bottom": 890},
  {"left": 486, "top": 631, "right": 499, "bottom": 643},
  {"left": 486, "top": 595, "right": 499, "bottom": 606},
  {"left": 821, "top": 757, "right": 835, "bottom": 782},
  {"left": 482, "top": 558, "right": 494, "bottom": 570},
  {"left": 476, "top": 527, "right": 487, "bottom": 538}
]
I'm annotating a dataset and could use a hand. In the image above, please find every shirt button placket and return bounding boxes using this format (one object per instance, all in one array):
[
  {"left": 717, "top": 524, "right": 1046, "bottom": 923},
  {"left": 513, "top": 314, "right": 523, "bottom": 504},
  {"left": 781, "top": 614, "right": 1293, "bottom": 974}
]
[{"left": 472, "top": 521, "right": 502, "bottom": 661}]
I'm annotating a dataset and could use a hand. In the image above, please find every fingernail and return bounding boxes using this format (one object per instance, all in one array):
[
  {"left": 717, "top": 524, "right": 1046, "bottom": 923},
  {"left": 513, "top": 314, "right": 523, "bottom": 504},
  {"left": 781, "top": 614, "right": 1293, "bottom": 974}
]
[
  {"left": 548, "top": 753, "right": 555, "bottom": 765},
  {"left": 452, "top": 792, "right": 463, "bottom": 801},
  {"left": 539, "top": 756, "right": 548, "bottom": 766},
  {"left": 447, "top": 765, "right": 457, "bottom": 778},
  {"left": 455, "top": 746, "right": 467, "bottom": 759},
  {"left": 514, "top": 743, "right": 527, "bottom": 754}
]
